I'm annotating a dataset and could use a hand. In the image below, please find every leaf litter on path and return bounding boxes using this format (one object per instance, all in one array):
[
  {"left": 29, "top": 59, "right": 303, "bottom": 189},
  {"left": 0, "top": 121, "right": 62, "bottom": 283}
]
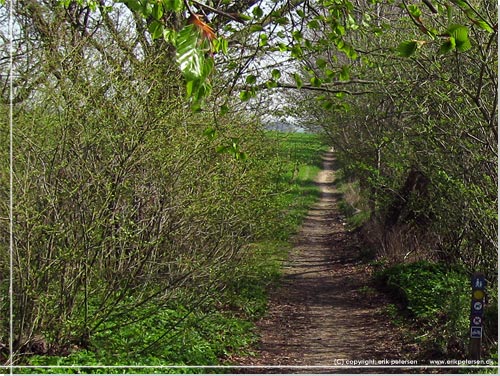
[{"left": 231, "top": 152, "right": 435, "bottom": 374}]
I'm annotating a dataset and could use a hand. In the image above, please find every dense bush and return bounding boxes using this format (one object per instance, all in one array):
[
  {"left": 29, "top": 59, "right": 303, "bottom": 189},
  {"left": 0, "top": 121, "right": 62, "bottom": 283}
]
[
  {"left": 296, "top": 0, "right": 497, "bottom": 279},
  {"left": 0, "top": 42, "right": 310, "bottom": 362},
  {"left": 0, "top": 0, "right": 329, "bottom": 363},
  {"left": 1, "top": 56, "right": 328, "bottom": 365}
]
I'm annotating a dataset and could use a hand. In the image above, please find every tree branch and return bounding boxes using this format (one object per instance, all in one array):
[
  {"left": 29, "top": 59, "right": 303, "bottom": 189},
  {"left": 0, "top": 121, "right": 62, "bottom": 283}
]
[
  {"left": 273, "top": 82, "right": 377, "bottom": 95},
  {"left": 191, "top": 0, "right": 246, "bottom": 24}
]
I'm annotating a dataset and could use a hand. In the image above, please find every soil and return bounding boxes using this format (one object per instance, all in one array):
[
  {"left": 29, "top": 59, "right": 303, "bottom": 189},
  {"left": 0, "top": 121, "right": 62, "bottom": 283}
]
[{"left": 230, "top": 151, "right": 426, "bottom": 374}]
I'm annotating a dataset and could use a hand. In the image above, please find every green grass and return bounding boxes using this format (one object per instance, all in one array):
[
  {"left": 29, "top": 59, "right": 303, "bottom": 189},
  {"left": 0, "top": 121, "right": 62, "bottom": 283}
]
[
  {"left": 376, "top": 261, "right": 498, "bottom": 360},
  {"left": 17, "top": 131, "right": 328, "bottom": 373}
]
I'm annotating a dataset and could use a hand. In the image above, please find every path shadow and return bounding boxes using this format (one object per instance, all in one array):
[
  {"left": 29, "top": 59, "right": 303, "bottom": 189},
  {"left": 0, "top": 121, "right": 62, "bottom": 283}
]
[{"left": 234, "top": 152, "right": 419, "bottom": 373}]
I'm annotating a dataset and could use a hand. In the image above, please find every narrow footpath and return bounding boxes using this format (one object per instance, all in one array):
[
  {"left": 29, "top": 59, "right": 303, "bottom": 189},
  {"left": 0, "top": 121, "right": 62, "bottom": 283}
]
[{"left": 234, "top": 151, "right": 418, "bottom": 373}]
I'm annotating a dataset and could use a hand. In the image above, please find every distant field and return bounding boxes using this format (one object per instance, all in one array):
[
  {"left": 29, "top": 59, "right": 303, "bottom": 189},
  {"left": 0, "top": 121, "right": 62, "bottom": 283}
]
[{"left": 267, "top": 131, "right": 329, "bottom": 181}]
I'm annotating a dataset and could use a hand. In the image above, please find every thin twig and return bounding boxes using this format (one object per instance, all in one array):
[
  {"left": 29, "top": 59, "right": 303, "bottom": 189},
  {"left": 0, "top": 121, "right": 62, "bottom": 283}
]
[{"left": 191, "top": 0, "right": 246, "bottom": 24}]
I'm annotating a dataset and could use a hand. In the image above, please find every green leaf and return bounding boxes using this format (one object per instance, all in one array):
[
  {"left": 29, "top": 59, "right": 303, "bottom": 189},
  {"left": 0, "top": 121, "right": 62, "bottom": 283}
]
[
  {"left": 308, "top": 20, "right": 320, "bottom": 29},
  {"left": 346, "top": 14, "right": 358, "bottom": 30},
  {"left": 203, "top": 127, "right": 217, "bottom": 139},
  {"left": 334, "top": 24, "right": 346, "bottom": 36},
  {"left": 238, "top": 14, "right": 252, "bottom": 21},
  {"left": 216, "top": 145, "right": 229, "bottom": 153},
  {"left": 310, "top": 77, "right": 322, "bottom": 87},
  {"left": 252, "top": 6, "right": 263, "bottom": 18},
  {"left": 266, "top": 80, "right": 278, "bottom": 89},
  {"left": 397, "top": 40, "right": 418, "bottom": 57},
  {"left": 447, "top": 24, "right": 471, "bottom": 52},
  {"left": 148, "top": 20, "right": 164, "bottom": 40},
  {"left": 293, "top": 73, "right": 303, "bottom": 89},
  {"left": 201, "top": 57, "right": 214, "bottom": 78},
  {"left": 271, "top": 69, "right": 281, "bottom": 80},
  {"left": 211, "top": 37, "right": 228, "bottom": 54},
  {"left": 186, "top": 80, "right": 194, "bottom": 97},
  {"left": 163, "top": 29, "right": 176, "bottom": 44},
  {"left": 448, "top": 24, "right": 468, "bottom": 43},
  {"left": 163, "top": 0, "right": 183, "bottom": 12},
  {"left": 339, "top": 66, "right": 350, "bottom": 81},
  {"left": 152, "top": 3, "right": 163, "bottom": 20},
  {"left": 124, "top": 0, "right": 143, "bottom": 12},
  {"left": 439, "top": 37, "right": 456, "bottom": 54},
  {"left": 473, "top": 20, "right": 494, "bottom": 33},
  {"left": 195, "top": 80, "right": 212, "bottom": 101},
  {"left": 362, "top": 13, "right": 372, "bottom": 27},
  {"left": 408, "top": 4, "right": 422, "bottom": 18},
  {"left": 292, "top": 31, "right": 303, "bottom": 41},
  {"left": 337, "top": 41, "right": 358, "bottom": 59},
  {"left": 217, "top": 138, "right": 247, "bottom": 160},
  {"left": 246, "top": 75, "right": 257, "bottom": 84},
  {"left": 175, "top": 25, "right": 206, "bottom": 79},
  {"left": 239, "top": 90, "right": 252, "bottom": 101},
  {"left": 249, "top": 24, "right": 264, "bottom": 33},
  {"left": 275, "top": 17, "right": 289, "bottom": 25},
  {"left": 456, "top": 38, "right": 471, "bottom": 52},
  {"left": 322, "top": 100, "right": 334, "bottom": 110},
  {"left": 220, "top": 104, "right": 229, "bottom": 115},
  {"left": 259, "top": 33, "right": 268, "bottom": 47},
  {"left": 291, "top": 45, "right": 302, "bottom": 58},
  {"left": 220, "top": 38, "right": 229, "bottom": 54},
  {"left": 316, "top": 58, "right": 327, "bottom": 69},
  {"left": 143, "top": 2, "right": 153, "bottom": 16}
]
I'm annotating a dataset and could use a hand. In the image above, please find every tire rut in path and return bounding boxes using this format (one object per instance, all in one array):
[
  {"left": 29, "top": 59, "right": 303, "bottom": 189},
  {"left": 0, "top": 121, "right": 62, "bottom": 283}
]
[{"left": 235, "top": 151, "right": 410, "bottom": 373}]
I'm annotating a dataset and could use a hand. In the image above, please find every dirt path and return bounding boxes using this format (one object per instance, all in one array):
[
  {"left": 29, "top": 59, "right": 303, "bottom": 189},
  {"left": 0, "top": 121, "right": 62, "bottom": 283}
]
[{"left": 234, "top": 151, "right": 416, "bottom": 373}]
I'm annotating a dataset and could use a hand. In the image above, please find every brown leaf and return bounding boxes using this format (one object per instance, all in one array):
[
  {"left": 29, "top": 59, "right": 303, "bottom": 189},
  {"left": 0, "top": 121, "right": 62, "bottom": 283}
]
[{"left": 188, "top": 13, "right": 216, "bottom": 41}]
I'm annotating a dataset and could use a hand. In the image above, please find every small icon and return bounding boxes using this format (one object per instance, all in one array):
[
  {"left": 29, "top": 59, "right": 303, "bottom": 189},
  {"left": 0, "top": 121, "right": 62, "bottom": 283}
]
[
  {"left": 472, "top": 275, "right": 486, "bottom": 289},
  {"left": 473, "top": 301, "right": 483, "bottom": 311},
  {"left": 471, "top": 326, "right": 482, "bottom": 338},
  {"left": 472, "top": 316, "right": 482, "bottom": 326},
  {"left": 473, "top": 290, "right": 485, "bottom": 300}
]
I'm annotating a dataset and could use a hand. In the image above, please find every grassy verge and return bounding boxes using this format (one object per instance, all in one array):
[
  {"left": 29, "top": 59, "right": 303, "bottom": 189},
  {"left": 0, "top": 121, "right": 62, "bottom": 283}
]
[
  {"left": 17, "top": 131, "right": 328, "bottom": 373},
  {"left": 374, "top": 261, "right": 498, "bottom": 370},
  {"left": 330, "top": 169, "right": 371, "bottom": 230}
]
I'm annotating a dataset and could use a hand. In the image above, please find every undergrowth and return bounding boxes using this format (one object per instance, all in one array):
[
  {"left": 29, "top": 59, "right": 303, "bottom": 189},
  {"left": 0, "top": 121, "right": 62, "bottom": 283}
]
[
  {"left": 333, "top": 170, "right": 371, "bottom": 230},
  {"left": 375, "top": 261, "right": 498, "bottom": 364}
]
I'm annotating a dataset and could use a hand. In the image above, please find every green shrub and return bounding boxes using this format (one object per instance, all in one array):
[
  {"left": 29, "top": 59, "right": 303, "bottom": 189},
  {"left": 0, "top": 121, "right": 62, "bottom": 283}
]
[{"left": 9, "top": 130, "right": 327, "bottom": 369}]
